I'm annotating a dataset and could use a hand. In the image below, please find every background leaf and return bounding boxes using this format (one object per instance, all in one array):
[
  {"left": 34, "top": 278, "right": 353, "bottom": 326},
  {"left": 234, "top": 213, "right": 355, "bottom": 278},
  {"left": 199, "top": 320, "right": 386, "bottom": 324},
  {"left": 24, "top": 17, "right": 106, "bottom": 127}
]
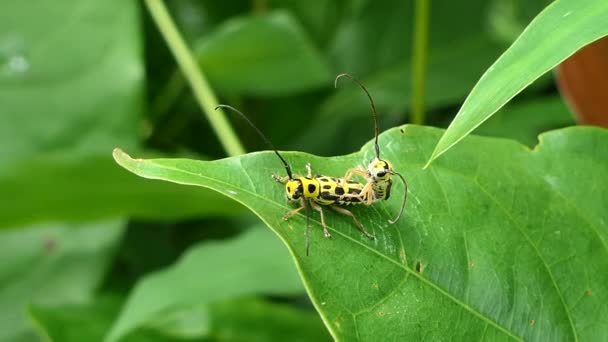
[
  {"left": 0, "top": 154, "right": 244, "bottom": 228},
  {"left": 115, "top": 126, "right": 608, "bottom": 340},
  {"left": 196, "top": 10, "right": 332, "bottom": 96},
  {"left": 31, "top": 296, "right": 330, "bottom": 342},
  {"left": 427, "top": 0, "right": 608, "bottom": 164},
  {"left": 0, "top": 220, "right": 124, "bottom": 341},
  {"left": 106, "top": 227, "right": 306, "bottom": 341},
  {"left": 29, "top": 295, "right": 179, "bottom": 342},
  {"left": 0, "top": 0, "right": 143, "bottom": 161}
]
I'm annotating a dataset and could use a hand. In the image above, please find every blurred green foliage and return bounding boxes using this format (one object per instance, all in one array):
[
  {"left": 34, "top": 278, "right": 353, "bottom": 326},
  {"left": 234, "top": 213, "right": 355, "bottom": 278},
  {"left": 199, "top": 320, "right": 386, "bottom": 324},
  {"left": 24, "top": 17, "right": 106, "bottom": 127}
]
[{"left": 1, "top": 0, "right": 600, "bottom": 340}]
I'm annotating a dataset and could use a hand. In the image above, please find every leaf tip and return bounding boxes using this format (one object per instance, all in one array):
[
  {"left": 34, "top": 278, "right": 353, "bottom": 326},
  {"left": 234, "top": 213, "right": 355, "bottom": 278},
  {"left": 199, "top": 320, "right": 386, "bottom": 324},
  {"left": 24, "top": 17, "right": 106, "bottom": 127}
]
[
  {"left": 423, "top": 148, "right": 442, "bottom": 169},
  {"left": 112, "top": 147, "right": 125, "bottom": 159},
  {"left": 422, "top": 161, "right": 430, "bottom": 170},
  {"left": 112, "top": 148, "right": 133, "bottom": 164}
]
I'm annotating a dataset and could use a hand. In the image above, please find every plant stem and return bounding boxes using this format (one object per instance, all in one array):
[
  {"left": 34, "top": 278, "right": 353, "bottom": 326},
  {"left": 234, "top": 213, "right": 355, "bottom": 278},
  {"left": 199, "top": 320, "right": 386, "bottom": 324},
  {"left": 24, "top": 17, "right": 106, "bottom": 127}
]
[
  {"left": 144, "top": 0, "right": 245, "bottom": 157},
  {"left": 411, "top": 0, "right": 430, "bottom": 125}
]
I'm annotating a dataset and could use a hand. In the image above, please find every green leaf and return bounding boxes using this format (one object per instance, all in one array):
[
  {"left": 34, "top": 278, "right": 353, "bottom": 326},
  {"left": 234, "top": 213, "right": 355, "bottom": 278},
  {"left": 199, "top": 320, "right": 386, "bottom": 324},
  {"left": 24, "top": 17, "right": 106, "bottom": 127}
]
[
  {"left": 0, "top": 153, "right": 244, "bottom": 228},
  {"left": 106, "top": 227, "right": 305, "bottom": 341},
  {"left": 0, "top": 0, "right": 143, "bottom": 162},
  {"left": 196, "top": 10, "right": 332, "bottom": 96},
  {"left": 427, "top": 0, "right": 608, "bottom": 165},
  {"left": 29, "top": 295, "right": 177, "bottom": 342},
  {"left": 114, "top": 125, "right": 608, "bottom": 340},
  {"left": 31, "top": 296, "right": 330, "bottom": 342},
  {"left": 0, "top": 220, "right": 124, "bottom": 341},
  {"left": 0, "top": 0, "right": 155, "bottom": 228}
]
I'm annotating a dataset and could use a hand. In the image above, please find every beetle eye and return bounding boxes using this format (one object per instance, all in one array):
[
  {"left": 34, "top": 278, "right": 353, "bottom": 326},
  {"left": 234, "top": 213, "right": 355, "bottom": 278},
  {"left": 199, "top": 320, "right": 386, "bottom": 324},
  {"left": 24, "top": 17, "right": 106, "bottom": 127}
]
[{"left": 376, "top": 171, "right": 386, "bottom": 178}]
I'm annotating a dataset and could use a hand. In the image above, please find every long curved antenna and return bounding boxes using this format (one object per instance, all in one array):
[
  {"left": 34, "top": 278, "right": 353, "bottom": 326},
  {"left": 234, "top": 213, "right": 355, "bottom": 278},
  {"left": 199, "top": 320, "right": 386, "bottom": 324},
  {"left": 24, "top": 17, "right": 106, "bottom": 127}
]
[
  {"left": 387, "top": 171, "right": 408, "bottom": 224},
  {"left": 216, "top": 104, "right": 293, "bottom": 179},
  {"left": 334, "top": 73, "right": 381, "bottom": 159}
]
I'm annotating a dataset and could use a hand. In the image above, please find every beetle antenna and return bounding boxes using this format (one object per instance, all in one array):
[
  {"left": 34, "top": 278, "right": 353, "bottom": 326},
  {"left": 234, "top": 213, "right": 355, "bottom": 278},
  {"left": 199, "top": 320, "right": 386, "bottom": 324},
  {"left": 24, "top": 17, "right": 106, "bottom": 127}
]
[
  {"left": 388, "top": 171, "right": 408, "bottom": 224},
  {"left": 335, "top": 73, "right": 381, "bottom": 159},
  {"left": 215, "top": 104, "right": 293, "bottom": 179}
]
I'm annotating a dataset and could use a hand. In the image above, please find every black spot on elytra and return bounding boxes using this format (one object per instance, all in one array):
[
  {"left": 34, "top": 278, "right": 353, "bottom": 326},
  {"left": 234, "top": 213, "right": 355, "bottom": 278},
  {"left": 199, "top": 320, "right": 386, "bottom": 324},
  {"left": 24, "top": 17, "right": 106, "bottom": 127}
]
[
  {"left": 308, "top": 184, "right": 316, "bottom": 193},
  {"left": 319, "top": 177, "right": 329, "bottom": 182},
  {"left": 335, "top": 187, "right": 345, "bottom": 195},
  {"left": 322, "top": 184, "right": 331, "bottom": 190},
  {"left": 348, "top": 188, "right": 360, "bottom": 195},
  {"left": 321, "top": 192, "right": 337, "bottom": 200}
]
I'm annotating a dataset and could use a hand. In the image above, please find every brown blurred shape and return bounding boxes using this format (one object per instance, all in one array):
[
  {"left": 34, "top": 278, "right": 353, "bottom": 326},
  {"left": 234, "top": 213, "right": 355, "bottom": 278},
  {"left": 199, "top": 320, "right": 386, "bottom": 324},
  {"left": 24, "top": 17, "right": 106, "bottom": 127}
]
[{"left": 556, "top": 36, "right": 608, "bottom": 127}]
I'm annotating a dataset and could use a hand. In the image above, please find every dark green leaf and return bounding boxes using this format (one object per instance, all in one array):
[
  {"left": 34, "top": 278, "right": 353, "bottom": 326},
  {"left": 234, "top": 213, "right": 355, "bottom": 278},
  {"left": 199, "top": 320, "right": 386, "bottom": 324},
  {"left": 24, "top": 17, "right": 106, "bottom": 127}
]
[
  {"left": 207, "top": 298, "right": 331, "bottom": 342},
  {"left": 106, "top": 227, "right": 305, "bottom": 341},
  {"left": 31, "top": 295, "right": 330, "bottom": 342},
  {"left": 196, "top": 10, "right": 332, "bottom": 96},
  {"left": 29, "top": 295, "right": 178, "bottom": 342}
]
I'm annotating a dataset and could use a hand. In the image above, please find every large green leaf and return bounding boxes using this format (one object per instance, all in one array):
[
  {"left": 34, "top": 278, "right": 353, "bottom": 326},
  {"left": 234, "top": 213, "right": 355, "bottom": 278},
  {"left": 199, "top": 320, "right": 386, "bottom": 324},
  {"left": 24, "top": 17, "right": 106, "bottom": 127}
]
[
  {"left": 114, "top": 125, "right": 608, "bottom": 340},
  {"left": 0, "top": 0, "right": 143, "bottom": 161},
  {"left": 0, "top": 220, "right": 124, "bottom": 341},
  {"left": 106, "top": 227, "right": 305, "bottom": 341},
  {"left": 196, "top": 10, "right": 332, "bottom": 96},
  {"left": 428, "top": 0, "right": 608, "bottom": 164}
]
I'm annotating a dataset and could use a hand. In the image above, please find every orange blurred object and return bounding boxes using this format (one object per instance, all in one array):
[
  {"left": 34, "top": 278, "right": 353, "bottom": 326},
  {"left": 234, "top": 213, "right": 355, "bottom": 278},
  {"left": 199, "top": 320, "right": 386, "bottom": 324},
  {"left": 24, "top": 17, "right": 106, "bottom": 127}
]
[{"left": 556, "top": 36, "right": 608, "bottom": 127}]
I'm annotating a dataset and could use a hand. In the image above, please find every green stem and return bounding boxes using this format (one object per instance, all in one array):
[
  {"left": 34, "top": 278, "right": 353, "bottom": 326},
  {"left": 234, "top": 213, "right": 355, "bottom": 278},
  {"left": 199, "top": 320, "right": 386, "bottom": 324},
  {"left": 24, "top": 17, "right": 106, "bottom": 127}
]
[
  {"left": 144, "top": 0, "right": 245, "bottom": 157},
  {"left": 411, "top": 0, "right": 430, "bottom": 125}
]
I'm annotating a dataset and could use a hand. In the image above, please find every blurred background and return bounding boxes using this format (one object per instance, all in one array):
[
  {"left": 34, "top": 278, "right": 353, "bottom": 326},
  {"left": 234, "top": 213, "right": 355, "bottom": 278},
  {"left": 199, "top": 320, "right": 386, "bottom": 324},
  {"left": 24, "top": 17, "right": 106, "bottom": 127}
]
[{"left": 3, "top": 0, "right": 605, "bottom": 340}]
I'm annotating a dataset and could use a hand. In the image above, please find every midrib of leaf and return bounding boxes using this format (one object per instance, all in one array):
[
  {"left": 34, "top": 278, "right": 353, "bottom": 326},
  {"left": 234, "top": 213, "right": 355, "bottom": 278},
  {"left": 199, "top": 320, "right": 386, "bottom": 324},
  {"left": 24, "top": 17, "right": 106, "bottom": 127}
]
[{"left": 116, "top": 150, "right": 522, "bottom": 340}]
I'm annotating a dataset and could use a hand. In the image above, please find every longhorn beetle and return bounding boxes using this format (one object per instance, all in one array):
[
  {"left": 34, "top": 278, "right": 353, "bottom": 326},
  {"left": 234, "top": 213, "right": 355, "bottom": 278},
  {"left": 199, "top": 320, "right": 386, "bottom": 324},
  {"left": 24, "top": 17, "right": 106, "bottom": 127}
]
[
  {"left": 215, "top": 105, "right": 374, "bottom": 256},
  {"left": 334, "top": 73, "right": 408, "bottom": 223}
]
